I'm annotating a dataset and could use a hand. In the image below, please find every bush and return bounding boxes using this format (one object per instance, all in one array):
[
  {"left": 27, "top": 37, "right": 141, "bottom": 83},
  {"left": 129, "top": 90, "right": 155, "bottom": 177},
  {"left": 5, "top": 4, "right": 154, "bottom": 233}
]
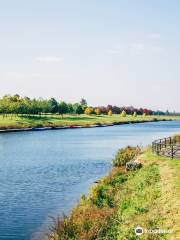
[
  {"left": 108, "top": 110, "right": 112, "bottom": 116},
  {"left": 120, "top": 110, "right": 126, "bottom": 117},
  {"left": 132, "top": 112, "right": 137, "bottom": 118},
  {"left": 90, "top": 184, "right": 114, "bottom": 207},
  {"left": 84, "top": 107, "right": 94, "bottom": 115},
  {"left": 48, "top": 168, "right": 127, "bottom": 240},
  {"left": 113, "top": 146, "right": 140, "bottom": 167}
]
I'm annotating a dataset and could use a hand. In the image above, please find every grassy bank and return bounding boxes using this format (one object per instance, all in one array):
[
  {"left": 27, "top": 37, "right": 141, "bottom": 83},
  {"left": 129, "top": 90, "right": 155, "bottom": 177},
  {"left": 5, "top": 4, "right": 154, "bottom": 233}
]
[
  {"left": 0, "top": 114, "right": 179, "bottom": 130},
  {"left": 48, "top": 146, "right": 180, "bottom": 240}
]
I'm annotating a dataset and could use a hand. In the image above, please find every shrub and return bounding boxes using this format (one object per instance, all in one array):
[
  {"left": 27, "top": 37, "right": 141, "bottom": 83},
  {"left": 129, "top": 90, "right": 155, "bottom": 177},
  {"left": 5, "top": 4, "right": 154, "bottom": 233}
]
[
  {"left": 120, "top": 110, "right": 126, "bottom": 117},
  {"left": 113, "top": 146, "right": 140, "bottom": 167},
  {"left": 89, "top": 170, "right": 127, "bottom": 208},
  {"left": 132, "top": 112, "right": 137, "bottom": 118},
  {"left": 108, "top": 110, "right": 112, "bottom": 116},
  {"left": 48, "top": 167, "right": 127, "bottom": 240},
  {"left": 48, "top": 200, "right": 116, "bottom": 240},
  {"left": 84, "top": 107, "right": 94, "bottom": 115},
  {"left": 90, "top": 184, "right": 114, "bottom": 207},
  {"left": 95, "top": 108, "right": 101, "bottom": 115},
  {"left": 48, "top": 215, "right": 79, "bottom": 240}
]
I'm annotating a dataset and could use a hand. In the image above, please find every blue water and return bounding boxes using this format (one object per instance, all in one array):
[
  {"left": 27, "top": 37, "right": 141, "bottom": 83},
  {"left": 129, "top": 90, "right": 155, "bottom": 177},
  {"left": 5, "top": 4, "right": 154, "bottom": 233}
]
[{"left": 0, "top": 121, "right": 179, "bottom": 240}]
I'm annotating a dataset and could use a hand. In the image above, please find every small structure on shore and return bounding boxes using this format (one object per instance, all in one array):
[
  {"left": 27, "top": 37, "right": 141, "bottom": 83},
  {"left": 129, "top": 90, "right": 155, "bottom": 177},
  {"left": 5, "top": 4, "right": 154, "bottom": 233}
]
[{"left": 125, "top": 161, "right": 142, "bottom": 171}]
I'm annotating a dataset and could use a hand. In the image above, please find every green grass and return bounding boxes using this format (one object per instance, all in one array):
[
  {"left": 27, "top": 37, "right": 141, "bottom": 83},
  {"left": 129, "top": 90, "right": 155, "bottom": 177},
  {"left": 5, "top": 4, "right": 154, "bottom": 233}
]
[
  {"left": 48, "top": 147, "right": 180, "bottom": 240},
  {"left": 115, "top": 162, "right": 162, "bottom": 239},
  {"left": 0, "top": 114, "right": 179, "bottom": 129},
  {"left": 113, "top": 149, "right": 180, "bottom": 240}
]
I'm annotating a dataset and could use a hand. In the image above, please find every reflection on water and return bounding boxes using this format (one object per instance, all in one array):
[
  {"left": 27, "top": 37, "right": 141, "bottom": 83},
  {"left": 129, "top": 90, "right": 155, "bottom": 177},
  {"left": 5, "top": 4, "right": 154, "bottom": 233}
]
[{"left": 0, "top": 121, "right": 179, "bottom": 239}]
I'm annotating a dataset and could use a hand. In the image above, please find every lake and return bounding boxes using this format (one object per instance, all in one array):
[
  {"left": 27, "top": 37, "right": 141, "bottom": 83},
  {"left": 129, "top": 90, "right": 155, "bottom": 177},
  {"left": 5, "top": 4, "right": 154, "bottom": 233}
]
[{"left": 0, "top": 121, "right": 180, "bottom": 240}]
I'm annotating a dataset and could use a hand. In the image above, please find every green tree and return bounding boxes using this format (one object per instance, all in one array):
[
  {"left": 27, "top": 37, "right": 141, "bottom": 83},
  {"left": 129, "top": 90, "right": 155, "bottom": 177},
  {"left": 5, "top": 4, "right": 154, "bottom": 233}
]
[
  {"left": 48, "top": 98, "right": 59, "bottom": 114},
  {"left": 67, "top": 103, "right": 74, "bottom": 114},
  {"left": 59, "top": 101, "right": 69, "bottom": 117},
  {"left": 75, "top": 104, "right": 84, "bottom": 114},
  {"left": 73, "top": 103, "right": 84, "bottom": 114}
]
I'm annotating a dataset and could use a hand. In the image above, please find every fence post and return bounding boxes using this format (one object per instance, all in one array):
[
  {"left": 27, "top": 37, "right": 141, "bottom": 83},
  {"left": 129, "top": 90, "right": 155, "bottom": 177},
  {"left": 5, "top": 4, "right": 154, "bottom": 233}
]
[
  {"left": 152, "top": 136, "right": 179, "bottom": 159},
  {"left": 171, "top": 145, "right": 174, "bottom": 159},
  {"left": 160, "top": 139, "right": 162, "bottom": 151},
  {"left": 155, "top": 143, "right": 157, "bottom": 154},
  {"left": 157, "top": 144, "right": 159, "bottom": 155},
  {"left": 165, "top": 138, "right": 166, "bottom": 148}
]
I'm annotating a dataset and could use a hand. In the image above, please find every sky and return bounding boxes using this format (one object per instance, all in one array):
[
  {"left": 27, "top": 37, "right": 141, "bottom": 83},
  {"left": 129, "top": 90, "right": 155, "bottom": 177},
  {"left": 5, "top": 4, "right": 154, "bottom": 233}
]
[{"left": 0, "top": 0, "right": 180, "bottom": 111}]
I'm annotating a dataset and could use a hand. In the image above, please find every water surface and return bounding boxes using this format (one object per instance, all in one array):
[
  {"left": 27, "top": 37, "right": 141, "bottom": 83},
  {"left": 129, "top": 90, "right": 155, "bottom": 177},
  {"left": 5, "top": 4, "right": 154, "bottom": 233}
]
[{"left": 0, "top": 121, "right": 180, "bottom": 239}]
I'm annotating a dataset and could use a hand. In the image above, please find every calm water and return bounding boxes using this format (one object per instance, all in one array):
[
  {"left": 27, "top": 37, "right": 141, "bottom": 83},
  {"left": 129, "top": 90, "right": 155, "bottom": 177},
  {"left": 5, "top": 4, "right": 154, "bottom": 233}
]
[{"left": 0, "top": 121, "right": 180, "bottom": 240}]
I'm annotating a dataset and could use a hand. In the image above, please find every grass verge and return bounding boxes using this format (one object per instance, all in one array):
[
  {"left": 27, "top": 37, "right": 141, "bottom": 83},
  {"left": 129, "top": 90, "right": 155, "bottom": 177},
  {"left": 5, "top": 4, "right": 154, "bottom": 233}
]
[
  {"left": 0, "top": 114, "right": 179, "bottom": 130},
  {"left": 48, "top": 147, "right": 180, "bottom": 240}
]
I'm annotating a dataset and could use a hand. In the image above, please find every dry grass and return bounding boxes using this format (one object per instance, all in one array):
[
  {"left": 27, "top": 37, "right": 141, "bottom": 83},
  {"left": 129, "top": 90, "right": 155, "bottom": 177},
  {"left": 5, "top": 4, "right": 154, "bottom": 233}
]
[{"left": 48, "top": 167, "right": 127, "bottom": 240}]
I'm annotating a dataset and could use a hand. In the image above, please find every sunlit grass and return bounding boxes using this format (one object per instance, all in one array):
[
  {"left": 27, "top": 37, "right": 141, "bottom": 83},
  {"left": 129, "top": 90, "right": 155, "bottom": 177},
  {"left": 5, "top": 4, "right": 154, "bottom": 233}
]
[
  {"left": 48, "top": 147, "right": 180, "bottom": 240},
  {"left": 0, "top": 114, "right": 179, "bottom": 129}
]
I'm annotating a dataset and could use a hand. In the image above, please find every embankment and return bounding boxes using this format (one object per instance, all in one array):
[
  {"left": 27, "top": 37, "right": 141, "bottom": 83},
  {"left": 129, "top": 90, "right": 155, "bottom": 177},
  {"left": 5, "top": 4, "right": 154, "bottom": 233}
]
[
  {"left": 48, "top": 147, "right": 180, "bottom": 240},
  {"left": 0, "top": 118, "right": 172, "bottom": 134}
]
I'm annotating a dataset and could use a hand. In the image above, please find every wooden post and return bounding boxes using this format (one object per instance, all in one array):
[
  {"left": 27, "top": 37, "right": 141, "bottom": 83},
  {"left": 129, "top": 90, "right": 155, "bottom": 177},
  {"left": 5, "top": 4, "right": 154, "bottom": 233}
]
[
  {"left": 165, "top": 138, "right": 167, "bottom": 148},
  {"left": 171, "top": 145, "right": 174, "bottom": 159},
  {"left": 160, "top": 139, "right": 161, "bottom": 151},
  {"left": 157, "top": 144, "right": 159, "bottom": 155}
]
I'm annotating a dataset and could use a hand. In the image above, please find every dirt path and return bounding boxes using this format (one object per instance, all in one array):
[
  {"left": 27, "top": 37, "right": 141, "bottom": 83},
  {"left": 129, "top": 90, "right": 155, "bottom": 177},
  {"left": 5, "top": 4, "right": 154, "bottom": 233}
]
[{"left": 158, "top": 161, "right": 180, "bottom": 239}]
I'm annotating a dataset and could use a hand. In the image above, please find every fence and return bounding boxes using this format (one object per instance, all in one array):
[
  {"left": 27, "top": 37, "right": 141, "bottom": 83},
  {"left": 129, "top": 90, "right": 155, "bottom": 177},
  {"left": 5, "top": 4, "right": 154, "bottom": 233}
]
[{"left": 152, "top": 136, "right": 180, "bottom": 159}]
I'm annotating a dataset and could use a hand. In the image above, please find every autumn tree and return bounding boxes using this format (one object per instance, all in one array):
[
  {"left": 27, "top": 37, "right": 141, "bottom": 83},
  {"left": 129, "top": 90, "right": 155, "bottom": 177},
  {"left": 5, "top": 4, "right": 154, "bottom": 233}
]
[
  {"left": 95, "top": 108, "right": 101, "bottom": 115},
  {"left": 108, "top": 110, "right": 112, "bottom": 116},
  {"left": 80, "top": 98, "right": 87, "bottom": 106},
  {"left": 107, "top": 105, "right": 113, "bottom": 112},
  {"left": 84, "top": 107, "right": 93, "bottom": 115}
]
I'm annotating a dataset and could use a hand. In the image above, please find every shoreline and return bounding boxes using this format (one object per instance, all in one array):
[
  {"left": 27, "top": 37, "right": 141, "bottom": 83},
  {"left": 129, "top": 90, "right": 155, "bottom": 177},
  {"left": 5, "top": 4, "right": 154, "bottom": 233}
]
[
  {"left": 48, "top": 146, "right": 180, "bottom": 239},
  {"left": 0, "top": 118, "right": 172, "bottom": 134}
]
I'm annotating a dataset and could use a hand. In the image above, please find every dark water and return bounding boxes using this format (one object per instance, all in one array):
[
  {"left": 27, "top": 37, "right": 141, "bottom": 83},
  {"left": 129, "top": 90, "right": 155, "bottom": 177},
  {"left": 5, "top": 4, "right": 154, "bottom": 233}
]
[{"left": 0, "top": 121, "right": 180, "bottom": 240}]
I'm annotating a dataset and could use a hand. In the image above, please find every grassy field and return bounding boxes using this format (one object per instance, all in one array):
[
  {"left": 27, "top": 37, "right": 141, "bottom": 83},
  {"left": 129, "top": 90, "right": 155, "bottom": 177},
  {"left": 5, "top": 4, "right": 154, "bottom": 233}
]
[
  {"left": 0, "top": 114, "right": 180, "bottom": 130},
  {"left": 48, "top": 147, "right": 180, "bottom": 240}
]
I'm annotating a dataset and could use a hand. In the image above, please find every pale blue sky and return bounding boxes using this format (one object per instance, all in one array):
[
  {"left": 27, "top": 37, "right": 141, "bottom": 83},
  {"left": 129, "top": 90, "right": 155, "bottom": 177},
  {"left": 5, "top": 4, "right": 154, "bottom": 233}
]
[{"left": 0, "top": 1, "right": 180, "bottom": 111}]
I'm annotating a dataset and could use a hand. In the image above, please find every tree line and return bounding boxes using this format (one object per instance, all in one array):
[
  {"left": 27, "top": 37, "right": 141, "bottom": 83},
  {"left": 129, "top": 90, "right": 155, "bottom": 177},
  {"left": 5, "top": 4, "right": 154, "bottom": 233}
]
[
  {"left": 0, "top": 95, "right": 85, "bottom": 116},
  {"left": 0, "top": 94, "right": 174, "bottom": 117}
]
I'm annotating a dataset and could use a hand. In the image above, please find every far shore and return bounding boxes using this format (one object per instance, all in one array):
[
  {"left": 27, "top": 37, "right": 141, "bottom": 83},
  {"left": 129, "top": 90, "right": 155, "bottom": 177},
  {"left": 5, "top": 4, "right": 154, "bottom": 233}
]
[{"left": 0, "top": 117, "right": 175, "bottom": 134}]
